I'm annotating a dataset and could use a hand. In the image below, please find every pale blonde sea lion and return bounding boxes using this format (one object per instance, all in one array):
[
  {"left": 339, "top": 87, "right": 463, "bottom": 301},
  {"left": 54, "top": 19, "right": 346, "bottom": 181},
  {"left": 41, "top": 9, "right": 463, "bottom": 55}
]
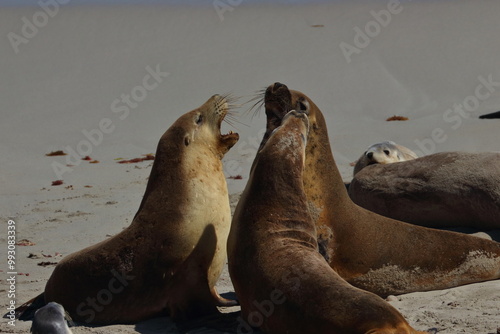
[
  {"left": 228, "top": 110, "right": 428, "bottom": 334},
  {"left": 353, "top": 141, "right": 418, "bottom": 176},
  {"left": 259, "top": 82, "right": 500, "bottom": 297},
  {"left": 350, "top": 151, "right": 500, "bottom": 229},
  {"left": 18, "top": 95, "right": 239, "bottom": 324}
]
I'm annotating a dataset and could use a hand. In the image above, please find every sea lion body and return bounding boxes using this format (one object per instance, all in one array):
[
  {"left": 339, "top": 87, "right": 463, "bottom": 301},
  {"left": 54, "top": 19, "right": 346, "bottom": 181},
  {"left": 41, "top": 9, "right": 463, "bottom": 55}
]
[
  {"left": 353, "top": 141, "right": 418, "bottom": 176},
  {"left": 31, "top": 302, "right": 72, "bottom": 334},
  {"left": 260, "top": 83, "right": 500, "bottom": 297},
  {"left": 350, "top": 152, "right": 500, "bottom": 229},
  {"left": 228, "top": 111, "right": 426, "bottom": 334},
  {"left": 42, "top": 95, "right": 239, "bottom": 324}
]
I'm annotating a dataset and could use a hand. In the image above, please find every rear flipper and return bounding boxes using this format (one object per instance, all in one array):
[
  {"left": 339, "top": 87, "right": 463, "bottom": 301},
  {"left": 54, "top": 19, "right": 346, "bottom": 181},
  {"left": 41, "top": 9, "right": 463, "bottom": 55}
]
[
  {"left": 6, "top": 293, "right": 46, "bottom": 321},
  {"left": 211, "top": 287, "right": 239, "bottom": 307}
]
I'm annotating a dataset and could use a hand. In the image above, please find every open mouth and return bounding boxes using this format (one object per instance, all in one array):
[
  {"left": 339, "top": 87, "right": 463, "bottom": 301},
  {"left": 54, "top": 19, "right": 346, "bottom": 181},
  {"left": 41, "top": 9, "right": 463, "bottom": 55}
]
[
  {"left": 213, "top": 95, "right": 239, "bottom": 145},
  {"left": 258, "top": 82, "right": 293, "bottom": 150}
]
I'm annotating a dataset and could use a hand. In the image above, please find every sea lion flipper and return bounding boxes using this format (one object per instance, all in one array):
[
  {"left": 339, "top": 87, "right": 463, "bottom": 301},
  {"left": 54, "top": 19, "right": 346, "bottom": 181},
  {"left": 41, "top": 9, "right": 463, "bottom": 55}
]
[
  {"left": 211, "top": 287, "right": 239, "bottom": 307},
  {"left": 10, "top": 293, "right": 46, "bottom": 321}
]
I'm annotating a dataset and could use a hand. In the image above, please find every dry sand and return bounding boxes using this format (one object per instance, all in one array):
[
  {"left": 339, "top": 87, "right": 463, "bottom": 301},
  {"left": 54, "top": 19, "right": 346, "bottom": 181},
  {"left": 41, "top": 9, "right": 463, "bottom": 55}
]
[{"left": 1, "top": 1, "right": 499, "bottom": 333}]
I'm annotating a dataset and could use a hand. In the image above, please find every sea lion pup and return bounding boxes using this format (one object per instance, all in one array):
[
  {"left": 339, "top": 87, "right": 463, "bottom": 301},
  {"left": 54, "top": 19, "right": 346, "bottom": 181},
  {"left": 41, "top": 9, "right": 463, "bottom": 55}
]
[
  {"left": 350, "top": 151, "right": 500, "bottom": 229},
  {"left": 31, "top": 302, "right": 73, "bottom": 334},
  {"left": 259, "top": 82, "right": 500, "bottom": 297},
  {"left": 18, "top": 95, "right": 239, "bottom": 325},
  {"left": 228, "top": 110, "right": 427, "bottom": 334},
  {"left": 353, "top": 141, "right": 418, "bottom": 176}
]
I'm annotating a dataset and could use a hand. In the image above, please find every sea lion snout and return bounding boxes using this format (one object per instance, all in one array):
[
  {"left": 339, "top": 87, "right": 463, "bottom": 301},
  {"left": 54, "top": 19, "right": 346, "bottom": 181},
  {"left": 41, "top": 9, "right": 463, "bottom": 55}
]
[
  {"left": 271, "top": 81, "right": 287, "bottom": 93},
  {"left": 265, "top": 83, "right": 292, "bottom": 116}
]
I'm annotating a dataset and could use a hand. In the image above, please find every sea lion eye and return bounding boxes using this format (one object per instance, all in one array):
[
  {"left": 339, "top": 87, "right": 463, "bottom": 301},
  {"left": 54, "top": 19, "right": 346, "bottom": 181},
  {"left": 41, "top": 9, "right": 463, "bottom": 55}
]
[
  {"left": 383, "top": 150, "right": 390, "bottom": 156},
  {"left": 196, "top": 114, "right": 203, "bottom": 125}
]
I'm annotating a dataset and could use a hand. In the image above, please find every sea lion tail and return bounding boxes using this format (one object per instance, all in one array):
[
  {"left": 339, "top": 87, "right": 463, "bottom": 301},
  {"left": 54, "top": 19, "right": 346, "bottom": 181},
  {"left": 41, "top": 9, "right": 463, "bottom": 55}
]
[{"left": 8, "top": 293, "right": 46, "bottom": 321}]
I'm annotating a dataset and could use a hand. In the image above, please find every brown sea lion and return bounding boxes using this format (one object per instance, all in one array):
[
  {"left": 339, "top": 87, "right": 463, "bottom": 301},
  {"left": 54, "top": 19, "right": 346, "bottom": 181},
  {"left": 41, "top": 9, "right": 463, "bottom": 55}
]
[
  {"left": 353, "top": 141, "right": 418, "bottom": 176},
  {"left": 19, "top": 95, "right": 239, "bottom": 324},
  {"left": 228, "top": 110, "right": 427, "bottom": 334},
  {"left": 258, "top": 82, "right": 500, "bottom": 297},
  {"left": 350, "top": 151, "right": 500, "bottom": 229}
]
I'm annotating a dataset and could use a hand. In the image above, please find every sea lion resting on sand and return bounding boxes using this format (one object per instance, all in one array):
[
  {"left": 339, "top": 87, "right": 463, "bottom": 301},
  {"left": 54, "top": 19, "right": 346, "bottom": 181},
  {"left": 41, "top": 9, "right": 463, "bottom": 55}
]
[
  {"left": 17, "top": 95, "right": 239, "bottom": 324},
  {"left": 350, "top": 151, "right": 500, "bottom": 229},
  {"left": 353, "top": 141, "right": 418, "bottom": 176},
  {"left": 228, "top": 110, "right": 428, "bottom": 334},
  {"left": 259, "top": 82, "right": 500, "bottom": 297}
]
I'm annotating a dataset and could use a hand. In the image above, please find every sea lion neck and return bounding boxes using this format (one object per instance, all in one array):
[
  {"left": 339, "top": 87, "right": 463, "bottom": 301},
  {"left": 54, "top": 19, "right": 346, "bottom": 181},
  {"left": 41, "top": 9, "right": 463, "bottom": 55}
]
[
  {"left": 132, "top": 126, "right": 188, "bottom": 222},
  {"left": 303, "top": 108, "right": 353, "bottom": 226},
  {"left": 252, "top": 144, "right": 305, "bottom": 205}
]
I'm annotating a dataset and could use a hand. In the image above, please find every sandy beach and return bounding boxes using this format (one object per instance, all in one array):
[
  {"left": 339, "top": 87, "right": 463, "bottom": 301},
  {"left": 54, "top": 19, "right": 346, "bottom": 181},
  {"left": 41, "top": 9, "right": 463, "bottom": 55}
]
[{"left": 1, "top": 1, "right": 499, "bottom": 333}]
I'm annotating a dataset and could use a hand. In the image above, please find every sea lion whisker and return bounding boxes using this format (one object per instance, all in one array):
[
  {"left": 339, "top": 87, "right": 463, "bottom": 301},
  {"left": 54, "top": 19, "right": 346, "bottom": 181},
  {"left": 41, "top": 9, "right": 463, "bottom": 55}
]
[
  {"left": 220, "top": 93, "right": 240, "bottom": 106},
  {"left": 245, "top": 98, "right": 265, "bottom": 119},
  {"left": 224, "top": 114, "right": 249, "bottom": 128},
  {"left": 241, "top": 89, "right": 266, "bottom": 118}
]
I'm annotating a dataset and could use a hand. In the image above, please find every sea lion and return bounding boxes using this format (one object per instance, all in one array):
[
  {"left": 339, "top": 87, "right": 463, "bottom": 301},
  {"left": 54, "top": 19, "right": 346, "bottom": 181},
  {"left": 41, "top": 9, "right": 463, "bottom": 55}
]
[
  {"left": 353, "top": 141, "right": 418, "bottom": 176},
  {"left": 31, "top": 302, "right": 72, "bottom": 334},
  {"left": 19, "top": 95, "right": 239, "bottom": 324},
  {"left": 349, "top": 151, "right": 500, "bottom": 229},
  {"left": 258, "top": 82, "right": 500, "bottom": 297},
  {"left": 228, "top": 110, "right": 427, "bottom": 334}
]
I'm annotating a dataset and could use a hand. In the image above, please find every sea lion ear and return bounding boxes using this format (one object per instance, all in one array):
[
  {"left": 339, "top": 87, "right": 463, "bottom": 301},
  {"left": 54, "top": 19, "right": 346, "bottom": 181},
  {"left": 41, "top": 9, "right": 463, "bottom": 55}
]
[{"left": 184, "top": 135, "right": 190, "bottom": 146}]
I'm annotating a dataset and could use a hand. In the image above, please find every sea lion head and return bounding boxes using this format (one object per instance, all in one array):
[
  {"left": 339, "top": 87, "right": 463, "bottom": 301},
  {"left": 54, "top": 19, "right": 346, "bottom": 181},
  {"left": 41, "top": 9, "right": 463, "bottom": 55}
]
[
  {"left": 31, "top": 302, "right": 73, "bottom": 334},
  {"left": 364, "top": 141, "right": 402, "bottom": 165},
  {"left": 353, "top": 141, "right": 419, "bottom": 176},
  {"left": 167, "top": 94, "right": 239, "bottom": 159},
  {"left": 259, "top": 82, "right": 320, "bottom": 150}
]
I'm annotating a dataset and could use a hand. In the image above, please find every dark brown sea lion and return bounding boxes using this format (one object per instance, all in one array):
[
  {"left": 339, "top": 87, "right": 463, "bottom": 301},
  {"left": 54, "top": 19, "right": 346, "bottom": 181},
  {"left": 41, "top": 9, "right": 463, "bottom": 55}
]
[
  {"left": 258, "top": 82, "right": 500, "bottom": 297},
  {"left": 228, "top": 110, "right": 428, "bottom": 334},
  {"left": 350, "top": 151, "right": 500, "bottom": 229},
  {"left": 18, "top": 95, "right": 239, "bottom": 324}
]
